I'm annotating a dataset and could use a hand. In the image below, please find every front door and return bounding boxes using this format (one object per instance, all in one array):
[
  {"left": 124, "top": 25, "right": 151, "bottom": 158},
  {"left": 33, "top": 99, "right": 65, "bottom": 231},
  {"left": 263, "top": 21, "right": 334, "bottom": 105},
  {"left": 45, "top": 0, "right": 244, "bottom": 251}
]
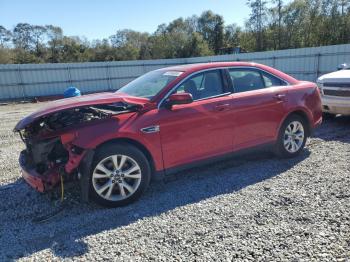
[{"left": 157, "top": 69, "right": 234, "bottom": 169}]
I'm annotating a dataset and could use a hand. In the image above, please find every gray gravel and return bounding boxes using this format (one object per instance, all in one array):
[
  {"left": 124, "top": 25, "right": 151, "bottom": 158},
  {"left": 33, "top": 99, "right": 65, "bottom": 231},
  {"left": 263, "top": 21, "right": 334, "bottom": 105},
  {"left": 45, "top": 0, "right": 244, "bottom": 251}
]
[{"left": 0, "top": 102, "right": 349, "bottom": 261}]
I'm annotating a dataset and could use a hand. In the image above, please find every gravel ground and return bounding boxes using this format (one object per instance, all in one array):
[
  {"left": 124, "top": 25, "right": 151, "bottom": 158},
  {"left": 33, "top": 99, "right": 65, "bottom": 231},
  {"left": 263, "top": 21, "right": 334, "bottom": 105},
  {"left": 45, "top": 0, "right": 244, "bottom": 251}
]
[{"left": 0, "top": 102, "right": 349, "bottom": 261}]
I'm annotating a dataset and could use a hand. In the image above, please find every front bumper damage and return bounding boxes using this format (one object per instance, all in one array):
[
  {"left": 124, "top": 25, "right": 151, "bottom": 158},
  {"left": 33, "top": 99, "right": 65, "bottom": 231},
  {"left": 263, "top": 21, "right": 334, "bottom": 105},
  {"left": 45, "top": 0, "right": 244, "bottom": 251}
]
[
  {"left": 19, "top": 140, "right": 88, "bottom": 193},
  {"left": 20, "top": 147, "right": 94, "bottom": 204},
  {"left": 19, "top": 150, "right": 61, "bottom": 192}
]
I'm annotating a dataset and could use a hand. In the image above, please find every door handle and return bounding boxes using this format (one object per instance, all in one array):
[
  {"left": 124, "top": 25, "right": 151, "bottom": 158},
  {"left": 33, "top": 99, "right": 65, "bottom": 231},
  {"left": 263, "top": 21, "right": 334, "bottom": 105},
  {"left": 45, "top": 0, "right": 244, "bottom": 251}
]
[
  {"left": 273, "top": 94, "right": 286, "bottom": 101},
  {"left": 214, "top": 103, "right": 230, "bottom": 112}
]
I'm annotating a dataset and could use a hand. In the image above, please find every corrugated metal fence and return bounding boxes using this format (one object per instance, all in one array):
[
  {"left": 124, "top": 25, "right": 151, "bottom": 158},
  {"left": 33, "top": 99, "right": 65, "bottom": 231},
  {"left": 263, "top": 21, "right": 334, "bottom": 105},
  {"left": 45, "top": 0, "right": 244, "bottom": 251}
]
[{"left": 0, "top": 44, "right": 350, "bottom": 100}]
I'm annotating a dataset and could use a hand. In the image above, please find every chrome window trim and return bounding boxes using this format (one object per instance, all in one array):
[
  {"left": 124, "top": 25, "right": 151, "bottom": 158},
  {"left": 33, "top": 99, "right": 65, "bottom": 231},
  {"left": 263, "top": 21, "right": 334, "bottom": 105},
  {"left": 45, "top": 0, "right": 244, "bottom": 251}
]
[
  {"left": 158, "top": 66, "right": 290, "bottom": 109},
  {"left": 192, "top": 92, "right": 232, "bottom": 102}
]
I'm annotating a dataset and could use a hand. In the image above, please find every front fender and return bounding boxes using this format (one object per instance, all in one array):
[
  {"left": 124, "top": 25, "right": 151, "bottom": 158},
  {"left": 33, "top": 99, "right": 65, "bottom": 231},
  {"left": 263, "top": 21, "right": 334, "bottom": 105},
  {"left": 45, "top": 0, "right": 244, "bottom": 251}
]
[{"left": 67, "top": 117, "right": 164, "bottom": 171}]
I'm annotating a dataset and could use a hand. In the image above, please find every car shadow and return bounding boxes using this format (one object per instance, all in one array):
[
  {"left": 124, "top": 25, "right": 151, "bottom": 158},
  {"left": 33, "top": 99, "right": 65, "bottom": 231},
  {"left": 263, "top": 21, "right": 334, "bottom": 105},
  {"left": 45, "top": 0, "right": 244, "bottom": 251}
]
[
  {"left": 0, "top": 148, "right": 311, "bottom": 260},
  {"left": 313, "top": 115, "right": 350, "bottom": 143}
]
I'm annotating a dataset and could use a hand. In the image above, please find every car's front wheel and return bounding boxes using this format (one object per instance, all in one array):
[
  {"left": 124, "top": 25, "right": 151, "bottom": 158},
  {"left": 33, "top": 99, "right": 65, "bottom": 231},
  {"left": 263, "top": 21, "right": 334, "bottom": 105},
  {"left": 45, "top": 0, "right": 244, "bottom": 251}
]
[
  {"left": 89, "top": 143, "right": 151, "bottom": 207},
  {"left": 274, "top": 115, "right": 308, "bottom": 158}
]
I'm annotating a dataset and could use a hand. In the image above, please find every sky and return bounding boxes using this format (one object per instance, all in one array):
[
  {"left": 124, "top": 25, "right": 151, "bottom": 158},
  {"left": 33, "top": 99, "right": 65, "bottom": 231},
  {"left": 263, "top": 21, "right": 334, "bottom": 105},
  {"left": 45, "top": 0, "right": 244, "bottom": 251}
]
[{"left": 0, "top": 0, "right": 250, "bottom": 40}]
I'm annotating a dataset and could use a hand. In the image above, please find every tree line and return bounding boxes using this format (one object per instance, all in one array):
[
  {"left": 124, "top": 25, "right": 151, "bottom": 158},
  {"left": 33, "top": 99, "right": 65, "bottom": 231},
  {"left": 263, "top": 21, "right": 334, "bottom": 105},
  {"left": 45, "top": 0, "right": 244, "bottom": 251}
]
[{"left": 0, "top": 0, "right": 349, "bottom": 64}]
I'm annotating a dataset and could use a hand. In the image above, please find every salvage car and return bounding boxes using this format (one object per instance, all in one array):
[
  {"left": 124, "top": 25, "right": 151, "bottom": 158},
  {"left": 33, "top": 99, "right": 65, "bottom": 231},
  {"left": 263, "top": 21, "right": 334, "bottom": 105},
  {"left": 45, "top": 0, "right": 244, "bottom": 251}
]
[
  {"left": 317, "top": 63, "right": 350, "bottom": 116},
  {"left": 14, "top": 62, "right": 322, "bottom": 207}
]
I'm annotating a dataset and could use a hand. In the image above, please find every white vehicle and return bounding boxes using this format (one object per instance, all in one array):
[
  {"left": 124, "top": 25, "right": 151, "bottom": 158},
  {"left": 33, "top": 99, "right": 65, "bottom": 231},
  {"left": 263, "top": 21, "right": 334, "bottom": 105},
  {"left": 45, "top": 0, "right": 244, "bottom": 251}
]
[{"left": 317, "top": 64, "right": 350, "bottom": 116}]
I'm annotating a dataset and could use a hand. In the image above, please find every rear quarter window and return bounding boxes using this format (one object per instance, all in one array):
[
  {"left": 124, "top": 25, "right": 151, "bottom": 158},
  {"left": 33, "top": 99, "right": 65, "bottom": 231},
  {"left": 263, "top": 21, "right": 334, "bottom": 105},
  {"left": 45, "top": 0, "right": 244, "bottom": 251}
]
[{"left": 262, "top": 72, "right": 287, "bottom": 87}]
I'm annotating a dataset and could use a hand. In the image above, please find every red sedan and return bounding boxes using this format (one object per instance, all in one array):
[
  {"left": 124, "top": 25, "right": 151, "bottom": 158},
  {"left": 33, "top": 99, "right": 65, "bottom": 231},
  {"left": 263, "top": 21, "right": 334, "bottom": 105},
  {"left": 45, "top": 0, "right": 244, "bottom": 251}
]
[{"left": 14, "top": 62, "right": 322, "bottom": 207}]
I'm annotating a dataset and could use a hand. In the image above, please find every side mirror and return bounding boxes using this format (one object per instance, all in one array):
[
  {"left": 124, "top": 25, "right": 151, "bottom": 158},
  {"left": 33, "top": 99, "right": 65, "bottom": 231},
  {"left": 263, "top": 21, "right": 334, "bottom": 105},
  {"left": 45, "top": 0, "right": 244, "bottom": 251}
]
[{"left": 166, "top": 93, "right": 193, "bottom": 108}]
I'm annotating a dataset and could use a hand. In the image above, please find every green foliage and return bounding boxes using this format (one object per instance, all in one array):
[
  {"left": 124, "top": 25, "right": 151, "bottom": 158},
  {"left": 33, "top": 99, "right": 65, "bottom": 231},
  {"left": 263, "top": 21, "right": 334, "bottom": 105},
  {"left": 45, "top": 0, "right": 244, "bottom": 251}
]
[
  {"left": 198, "top": 11, "right": 225, "bottom": 53},
  {"left": 0, "top": 26, "right": 12, "bottom": 47},
  {"left": 183, "top": 32, "right": 214, "bottom": 57},
  {"left": 0, "top": 1, "right": 350, "bottom": 64},
  {"left": 0, "top": 47, "right": 13, "bottom": 63},
  {"left": 246, "top": 0, "right": 269, "bottom": 51}
]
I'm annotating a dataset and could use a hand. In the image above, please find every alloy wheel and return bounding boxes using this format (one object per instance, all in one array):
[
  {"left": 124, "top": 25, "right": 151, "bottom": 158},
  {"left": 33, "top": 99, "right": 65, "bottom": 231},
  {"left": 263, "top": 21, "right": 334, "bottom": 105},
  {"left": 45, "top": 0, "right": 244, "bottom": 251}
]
[
  {"left": 283, "top": 121, "right": 305, "bottom": 153},
  {"left": 92, "top": 154, "right": 142, "bottom": 201}
]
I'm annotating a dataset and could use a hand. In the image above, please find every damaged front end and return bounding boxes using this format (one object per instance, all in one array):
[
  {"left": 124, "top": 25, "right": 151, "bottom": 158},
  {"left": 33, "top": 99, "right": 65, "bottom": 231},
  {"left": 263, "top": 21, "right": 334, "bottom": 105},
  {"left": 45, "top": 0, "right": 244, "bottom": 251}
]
[
  {"left": 15, "top": 100, "right": 143, "bottom": 193},
  {"left": 19, "top": 137, "right": 67, "bottom": 192}
]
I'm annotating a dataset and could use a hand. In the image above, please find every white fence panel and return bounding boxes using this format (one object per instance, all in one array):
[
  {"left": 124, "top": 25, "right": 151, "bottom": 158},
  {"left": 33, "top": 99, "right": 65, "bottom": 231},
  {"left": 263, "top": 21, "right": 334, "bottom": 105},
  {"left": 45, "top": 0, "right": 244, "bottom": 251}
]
[{"left": 0, "top": 44, "right": 349, "bottom": 100}]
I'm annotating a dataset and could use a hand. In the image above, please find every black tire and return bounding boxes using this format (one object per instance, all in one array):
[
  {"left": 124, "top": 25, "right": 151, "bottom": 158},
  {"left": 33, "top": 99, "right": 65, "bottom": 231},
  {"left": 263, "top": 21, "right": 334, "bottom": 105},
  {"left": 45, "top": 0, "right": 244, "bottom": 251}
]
[
  {"left": 274, "top": 115, "right": 308, "bottom": 158},
  {"left": 89, "top": 143, "right": 151, "bottom": 207}
]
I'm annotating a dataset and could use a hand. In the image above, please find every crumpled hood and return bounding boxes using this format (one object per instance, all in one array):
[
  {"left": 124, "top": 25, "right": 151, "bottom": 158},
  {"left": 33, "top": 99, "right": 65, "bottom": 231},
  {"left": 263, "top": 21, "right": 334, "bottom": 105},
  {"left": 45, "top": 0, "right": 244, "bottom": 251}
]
[
  {"left": 14, "top": 92, "right": 150, "bottom": 131},
  {"left": 318, "top": 70, "right": 350, "bottom": 83}
]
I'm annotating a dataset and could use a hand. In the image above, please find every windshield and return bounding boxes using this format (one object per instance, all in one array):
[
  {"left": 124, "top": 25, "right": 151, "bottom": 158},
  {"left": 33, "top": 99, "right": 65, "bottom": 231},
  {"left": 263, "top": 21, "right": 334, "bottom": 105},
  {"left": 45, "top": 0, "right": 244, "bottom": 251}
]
[{"left": 116, "top": 70, "right": 183, "bottom": 99}]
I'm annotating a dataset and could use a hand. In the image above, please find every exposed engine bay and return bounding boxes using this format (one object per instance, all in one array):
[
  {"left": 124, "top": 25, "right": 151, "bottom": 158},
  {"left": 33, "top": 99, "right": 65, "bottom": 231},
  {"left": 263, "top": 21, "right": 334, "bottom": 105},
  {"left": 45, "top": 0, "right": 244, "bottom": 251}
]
[
  {"left": 22, "top": 102, "right": 138, "bottom": 138},
  {"left": 18, "top": 102, "right": 139, "bottom": 178}
]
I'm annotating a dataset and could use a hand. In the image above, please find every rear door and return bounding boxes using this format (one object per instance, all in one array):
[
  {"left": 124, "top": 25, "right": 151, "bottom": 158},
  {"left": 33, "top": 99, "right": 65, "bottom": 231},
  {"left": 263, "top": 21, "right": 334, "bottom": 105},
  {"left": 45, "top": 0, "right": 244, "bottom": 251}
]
[
  {"left": 227, "top": 68, "right": 289, "bottom": 150},
  {"left": 157, "top": 69, "right": 235, "bottom": 169}
]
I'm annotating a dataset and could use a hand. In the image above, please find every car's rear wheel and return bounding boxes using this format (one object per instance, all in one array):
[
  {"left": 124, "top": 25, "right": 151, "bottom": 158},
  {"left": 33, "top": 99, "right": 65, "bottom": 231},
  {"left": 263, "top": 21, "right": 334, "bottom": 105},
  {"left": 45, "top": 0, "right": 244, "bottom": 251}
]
[
  {"left": 89, "top": 143, "right": 151, "bottom": 207},
  {"left": 274, "top": 115, "right": 307, "bottom": 158}
]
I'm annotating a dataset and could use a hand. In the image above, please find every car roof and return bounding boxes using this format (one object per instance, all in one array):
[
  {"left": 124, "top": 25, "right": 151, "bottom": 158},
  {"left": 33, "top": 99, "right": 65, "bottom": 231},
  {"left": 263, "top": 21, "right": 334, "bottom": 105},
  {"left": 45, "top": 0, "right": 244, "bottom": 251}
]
[
  {"left": 160, "top": 61, "right": 298, "bottom": 85},
  {"left": 162, "top": 62, "right": 263, "bottom": 73}
]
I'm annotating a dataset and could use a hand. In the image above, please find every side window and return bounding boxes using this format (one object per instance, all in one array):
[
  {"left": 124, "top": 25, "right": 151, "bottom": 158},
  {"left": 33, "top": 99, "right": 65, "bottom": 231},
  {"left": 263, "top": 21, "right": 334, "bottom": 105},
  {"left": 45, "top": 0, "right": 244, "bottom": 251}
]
[
  {"left": 229, "top": 69, "right": 265, "bottom": 93},
  {"left": 262, "top": 72, "right": 286, "bottom": 87},
  {"left": 175, "top": 74, "right": 203, "bottom": 98},
  {"left": 176, "top": 70, "right": 224, "bottom": 100}
]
